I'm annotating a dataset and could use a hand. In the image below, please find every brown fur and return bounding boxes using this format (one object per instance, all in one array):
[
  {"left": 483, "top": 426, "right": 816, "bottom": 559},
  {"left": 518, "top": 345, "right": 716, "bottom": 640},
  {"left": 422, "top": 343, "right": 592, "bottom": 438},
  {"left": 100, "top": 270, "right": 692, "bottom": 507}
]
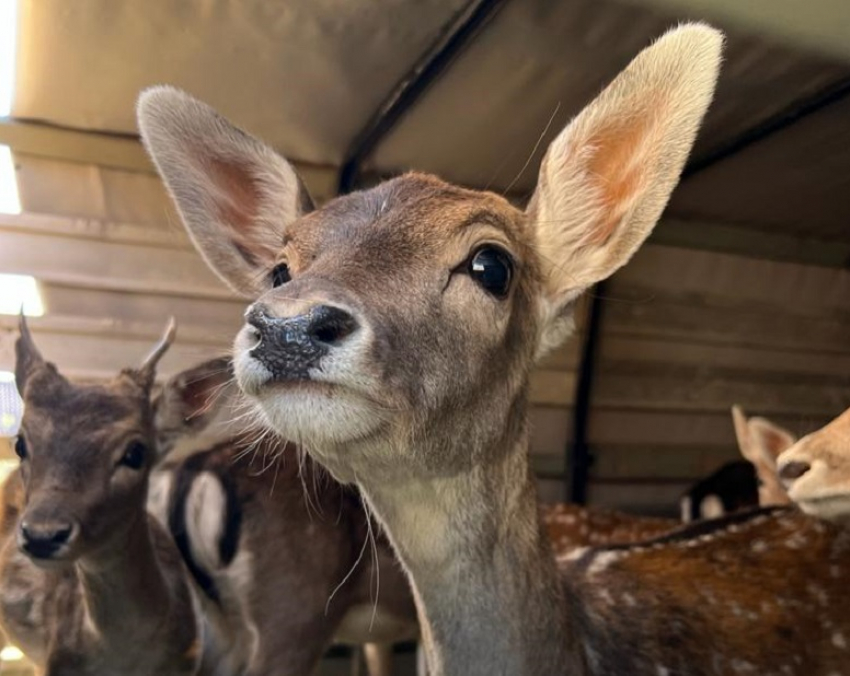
[
  {"left": 151, "top": 359, "right": 675, "bottom": 676},
  {"left": 0, "top": 320, "right": 200, "bottom": 675},
  {"left": 151, "top": 359, "right": 418, "bottom": 676}
]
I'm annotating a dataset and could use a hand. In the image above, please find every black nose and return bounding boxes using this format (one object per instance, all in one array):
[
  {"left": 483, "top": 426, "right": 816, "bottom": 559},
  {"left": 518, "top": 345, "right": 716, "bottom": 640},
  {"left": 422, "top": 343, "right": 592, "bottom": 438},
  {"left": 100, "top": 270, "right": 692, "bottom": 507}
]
[
  {"left": 778, "top": 460, "right": 811, "bottom": 483},
  {"left": 20, "top": 520, "right": 75, "bottom": 559},
  {"left": 245, "top": 304, "right": 358, "bottom": 379}
]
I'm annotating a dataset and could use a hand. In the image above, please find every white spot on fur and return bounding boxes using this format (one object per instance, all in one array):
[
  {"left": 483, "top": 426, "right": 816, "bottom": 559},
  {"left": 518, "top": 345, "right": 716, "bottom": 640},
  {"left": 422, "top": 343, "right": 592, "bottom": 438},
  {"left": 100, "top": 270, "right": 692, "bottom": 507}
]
[
  {"left": 832, "top": 632, "right": 847, "bottom": 649},
  {"left": 587, "top": 551, "right": 622, "bottom": 576},
  {"left": 750, "top": 539, "right": 767, "bottom": 554},
  {"left": 680, "top": 496, "right": 692, "bottom": 523},
  {"left": 558, "top": 546, "right": 589, "bottom": 563},
  {"left": 700, "top": 494, "right": 724, "bottom": 520},
  {"left": 186, "top": 471, "right": 228, "bottom": 572}
]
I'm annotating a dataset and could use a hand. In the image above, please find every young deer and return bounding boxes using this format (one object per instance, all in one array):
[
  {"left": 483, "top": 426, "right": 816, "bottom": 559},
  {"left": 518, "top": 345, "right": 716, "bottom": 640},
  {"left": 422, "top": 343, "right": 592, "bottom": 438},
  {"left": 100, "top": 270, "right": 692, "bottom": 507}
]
[
  {"left": 0, "top": 318, "right": 201, "bottom": 676},
  {"left": 776, "top": 406, "right": 850, "bottom": 526},
  {"left": 732, "top": 405, "right": 795, "bottom": 506},
  {"left": 151, "top": 357, "right": 419, "bottom": 676},
  {"left": 140, "top": 24, "right": 850, "bottom": 675}
]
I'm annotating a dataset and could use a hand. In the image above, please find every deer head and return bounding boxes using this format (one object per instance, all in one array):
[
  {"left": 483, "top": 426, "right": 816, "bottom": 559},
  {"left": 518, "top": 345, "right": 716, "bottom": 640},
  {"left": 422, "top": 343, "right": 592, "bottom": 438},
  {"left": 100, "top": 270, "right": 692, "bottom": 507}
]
[
  {"left": 139, "top": 25, "right": 723, "bottom": 488},
  {"left": 13, "top": 316, "right": 176, "bottom": 564},
  {"left": 731, "top": 405, "right": 795, "bottom": 506},
  {"left": 776, "top": 406, "right": 850, "bottom": 525}
]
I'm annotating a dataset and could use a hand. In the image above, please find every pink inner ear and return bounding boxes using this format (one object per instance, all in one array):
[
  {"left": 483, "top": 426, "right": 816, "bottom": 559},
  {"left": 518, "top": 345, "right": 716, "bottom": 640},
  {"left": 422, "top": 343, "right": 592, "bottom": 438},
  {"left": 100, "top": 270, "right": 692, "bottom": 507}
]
[
  {"left": 761, "top": 428, "right": 793, "bottom": 460},
  {"left": 206, "top": 156, "right": 260, "bottom": 230},
  {"left": 584, "top": 108, "right": 659, "bottom": 246}
]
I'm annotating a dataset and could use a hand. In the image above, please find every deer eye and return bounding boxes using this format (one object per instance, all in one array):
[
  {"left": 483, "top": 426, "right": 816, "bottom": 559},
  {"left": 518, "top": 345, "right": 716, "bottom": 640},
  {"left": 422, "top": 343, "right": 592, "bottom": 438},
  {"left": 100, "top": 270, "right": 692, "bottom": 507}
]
[
  {"left": 14, "top": 436, "right": 27, "bottom": 460},
  {"left": 270, "top": 263, "right": 291, "bottom": 288},
  {"left": 119, "top": 442, "right": 147, "bottom": 470},
  {"left": 468, "top": 246, "right": 513, "bottom": 298}
]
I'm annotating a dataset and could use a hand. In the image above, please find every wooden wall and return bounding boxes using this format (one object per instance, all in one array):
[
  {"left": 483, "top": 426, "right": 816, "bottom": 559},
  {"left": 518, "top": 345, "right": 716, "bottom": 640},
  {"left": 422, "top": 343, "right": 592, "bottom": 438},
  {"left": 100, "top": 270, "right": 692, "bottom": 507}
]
[{"left": 582, "top": 242, "right": 850, "bottom": 515}]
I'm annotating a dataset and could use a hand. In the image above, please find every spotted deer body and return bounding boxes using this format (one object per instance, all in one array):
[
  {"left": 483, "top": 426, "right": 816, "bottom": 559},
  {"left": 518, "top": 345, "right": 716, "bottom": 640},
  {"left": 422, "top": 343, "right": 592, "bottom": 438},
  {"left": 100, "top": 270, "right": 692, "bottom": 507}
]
[
  {"left": 541, "top": 503, "right": 675, "bottom": 550},
  {"left": 141, "top": 24, "right": 850, "bottom": 675},
  {"left": 0, "top": 319, "right": 200, "bottom": 676}
]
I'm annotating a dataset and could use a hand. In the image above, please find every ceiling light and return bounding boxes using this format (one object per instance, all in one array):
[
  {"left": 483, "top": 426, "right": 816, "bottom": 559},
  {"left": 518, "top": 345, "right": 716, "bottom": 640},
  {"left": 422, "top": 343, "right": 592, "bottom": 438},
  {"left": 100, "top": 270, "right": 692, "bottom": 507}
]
[
  {"left": 0, "top": 0, "right": 19, "bottom": 117},
  {"left": 0, "top": 274, "right": 43, "bottom": 316},
  {"left": 0, "top": 645, "right": 24, "bottom": 662},
  {"left": 0, "top": 374, "right": 21, "bottom": 437},
  {"left": 0, "top": 145, "right": 20, "bottom": 214}
]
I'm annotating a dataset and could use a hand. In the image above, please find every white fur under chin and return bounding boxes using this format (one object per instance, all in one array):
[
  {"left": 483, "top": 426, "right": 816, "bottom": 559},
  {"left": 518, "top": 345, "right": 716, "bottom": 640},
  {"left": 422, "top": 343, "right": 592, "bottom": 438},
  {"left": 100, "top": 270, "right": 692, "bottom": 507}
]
[{"left": 232, "top": 322, "right": 388, "bottom": 450}]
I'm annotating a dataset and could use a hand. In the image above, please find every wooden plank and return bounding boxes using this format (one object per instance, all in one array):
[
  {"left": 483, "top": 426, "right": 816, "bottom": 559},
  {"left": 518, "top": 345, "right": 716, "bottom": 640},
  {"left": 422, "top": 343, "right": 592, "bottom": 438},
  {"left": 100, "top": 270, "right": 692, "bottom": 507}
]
[
  {"left": 651, "top": 218, "right": 850, "bottom": 269},
  {"left": 587, "top": 408, "right": 830, "bottom": 447},
  {"left": 587, "top": 481, "right": 686, "bottom": 516},
  {"left": 594, "top": 366, "right": 850, "bottom": 417},
  {"left": 601, "top": 333, "right": 850, "bottom": 378},
  {"left": 0, "top": 229, "right": 233, "bottom": 299},
  {"left": 0, "top": 314, "right": 237, "bottom": 348},
  {"left": 0, "top": 211, "right": 191, "bottom": 249},
  {"left": 2, "top": 126, "right": 340, "bottom": 203},
  {"left": 603, "top": 289, "right": 850, "bottom": 354},
  {"left": 610, "top": 244, "right": 850, "bottom": 313},
  {"left": 589, "top": 444, "right": 741, "bottom": 481},
  {"left": 529, "top": 406, "right": 572, "bottom": 457},
  {"left": 529, "top": 370, "right": 577, "bottom": 407},
  {"left": 0, "top": 328, "right": 227, "bottom": 381},
  {"left": 34, "top": 283, "right": 246, "bottom": 338}
]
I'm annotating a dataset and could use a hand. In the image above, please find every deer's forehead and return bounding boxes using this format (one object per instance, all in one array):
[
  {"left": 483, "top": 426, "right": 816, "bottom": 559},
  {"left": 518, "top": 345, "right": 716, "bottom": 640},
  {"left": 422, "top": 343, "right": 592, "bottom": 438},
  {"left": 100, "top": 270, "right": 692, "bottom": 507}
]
[
  {"left": 285, "top": 174, "right": 526, "bottom": 265},
  {"left": 24, "top": 384, "right": 145, "bottom": 442}
]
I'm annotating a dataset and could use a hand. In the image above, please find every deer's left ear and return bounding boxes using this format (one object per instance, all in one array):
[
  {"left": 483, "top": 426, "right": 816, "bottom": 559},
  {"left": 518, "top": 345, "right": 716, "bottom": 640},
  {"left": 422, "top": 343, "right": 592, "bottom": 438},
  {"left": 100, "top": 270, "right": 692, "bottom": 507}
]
[
  {"left": 14, "top": 314, "right": 46, "bottom": 394},
  {"left": 528, "top": 24, "right": 723, "bottom": 355},
  {"left": 137, "top": 87, "right": 314, "bottom": 298}
]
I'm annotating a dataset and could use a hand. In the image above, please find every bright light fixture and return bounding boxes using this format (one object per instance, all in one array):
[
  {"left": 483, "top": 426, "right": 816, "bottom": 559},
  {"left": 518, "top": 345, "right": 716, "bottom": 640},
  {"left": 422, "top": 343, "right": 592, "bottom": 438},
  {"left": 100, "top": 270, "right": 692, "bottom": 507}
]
[
  {"left": 0, "top": 373, "right": 22, "bottom": 436},
  {"left": 0, "top": 145, "right": 20, "bottom": 214},
  {"left": 0, "top": 274, "right": 43, "bottom": 316},
  {"left": 0, "top": 0, "right": 19, "bottom": 117},
  {"left": 0, "top": 644, "right": 24, "bottom": 661}
]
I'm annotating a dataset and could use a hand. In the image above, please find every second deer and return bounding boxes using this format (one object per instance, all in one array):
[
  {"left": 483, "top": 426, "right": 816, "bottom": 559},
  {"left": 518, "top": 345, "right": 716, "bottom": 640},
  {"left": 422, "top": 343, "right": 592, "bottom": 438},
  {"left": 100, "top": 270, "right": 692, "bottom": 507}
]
[{"left": 0, "top": 318, "right": 201, "bottom": 676}]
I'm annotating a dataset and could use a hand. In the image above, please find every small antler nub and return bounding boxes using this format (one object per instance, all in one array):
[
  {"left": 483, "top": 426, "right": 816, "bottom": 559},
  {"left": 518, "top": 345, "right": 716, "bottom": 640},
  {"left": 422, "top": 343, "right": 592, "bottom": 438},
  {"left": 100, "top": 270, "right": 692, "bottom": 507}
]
[{"left": 135, "top": 317, "right": 178, "bottom": 388}]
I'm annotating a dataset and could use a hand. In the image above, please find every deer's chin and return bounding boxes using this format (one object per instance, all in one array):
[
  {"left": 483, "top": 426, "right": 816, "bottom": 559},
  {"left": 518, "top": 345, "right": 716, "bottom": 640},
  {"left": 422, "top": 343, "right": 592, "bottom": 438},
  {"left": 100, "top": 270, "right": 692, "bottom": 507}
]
[
  {"left": 792, "top": 490, "right": 850, "bottom": 524},
  {"left": 245, "top": 380, "right": 387, "bottom": 450}
]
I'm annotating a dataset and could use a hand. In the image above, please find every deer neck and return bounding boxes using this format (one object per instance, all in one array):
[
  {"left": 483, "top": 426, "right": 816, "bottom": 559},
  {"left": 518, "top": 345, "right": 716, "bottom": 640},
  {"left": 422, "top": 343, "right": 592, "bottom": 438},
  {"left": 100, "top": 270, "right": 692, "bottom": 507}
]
[
  {"left": 76, "top": 509, "right": 170, "bottom": 641},
  {"left": 357, "top": 414, "right": 581, "bottom": 676}
]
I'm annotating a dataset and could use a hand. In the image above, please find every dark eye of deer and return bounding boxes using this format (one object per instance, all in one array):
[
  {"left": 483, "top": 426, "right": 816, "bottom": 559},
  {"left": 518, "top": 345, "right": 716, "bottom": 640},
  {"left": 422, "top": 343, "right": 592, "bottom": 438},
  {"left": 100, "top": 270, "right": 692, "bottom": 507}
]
[
  {"left": 119, "top": 442, "right": 147, "bottom": 470},
  {"left": 468, "top": 246, "right": 513, "bottom": 298},
  {"left": 14, "top": 436, "right": 27, "bottom": 460},
  {"left": 270, "top": 263, "right": 291, "bottom": 288}
]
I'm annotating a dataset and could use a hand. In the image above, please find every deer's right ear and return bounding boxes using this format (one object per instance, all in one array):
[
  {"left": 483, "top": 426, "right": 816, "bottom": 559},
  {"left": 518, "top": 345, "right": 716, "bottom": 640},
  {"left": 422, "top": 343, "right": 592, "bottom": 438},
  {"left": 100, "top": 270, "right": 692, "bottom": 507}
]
[
  {"left": 15, "top": 314, "right": 45, "bottom": 394},
  {"left": 137, "top": 87, "right": 314, "bottom": 297},
  {"left": 731, "top": 405, "right": 753, "bottom": 462},
  {"left": 159, "top": 357, "right": 234, "bottom": 427},
  {"left": 528, "top": 24, "right": 723, "bottom": 356}
]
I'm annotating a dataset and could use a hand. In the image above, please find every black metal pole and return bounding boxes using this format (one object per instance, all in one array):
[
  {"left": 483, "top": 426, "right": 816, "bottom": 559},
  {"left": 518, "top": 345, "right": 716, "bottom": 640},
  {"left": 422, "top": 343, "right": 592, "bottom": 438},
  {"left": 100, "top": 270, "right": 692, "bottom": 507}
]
[
  {"left": 337, "top": 0, "right": 509, "bottom": 194},
  {"left": 567, "top": 281, "right": 605, "bottom": 505}
]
